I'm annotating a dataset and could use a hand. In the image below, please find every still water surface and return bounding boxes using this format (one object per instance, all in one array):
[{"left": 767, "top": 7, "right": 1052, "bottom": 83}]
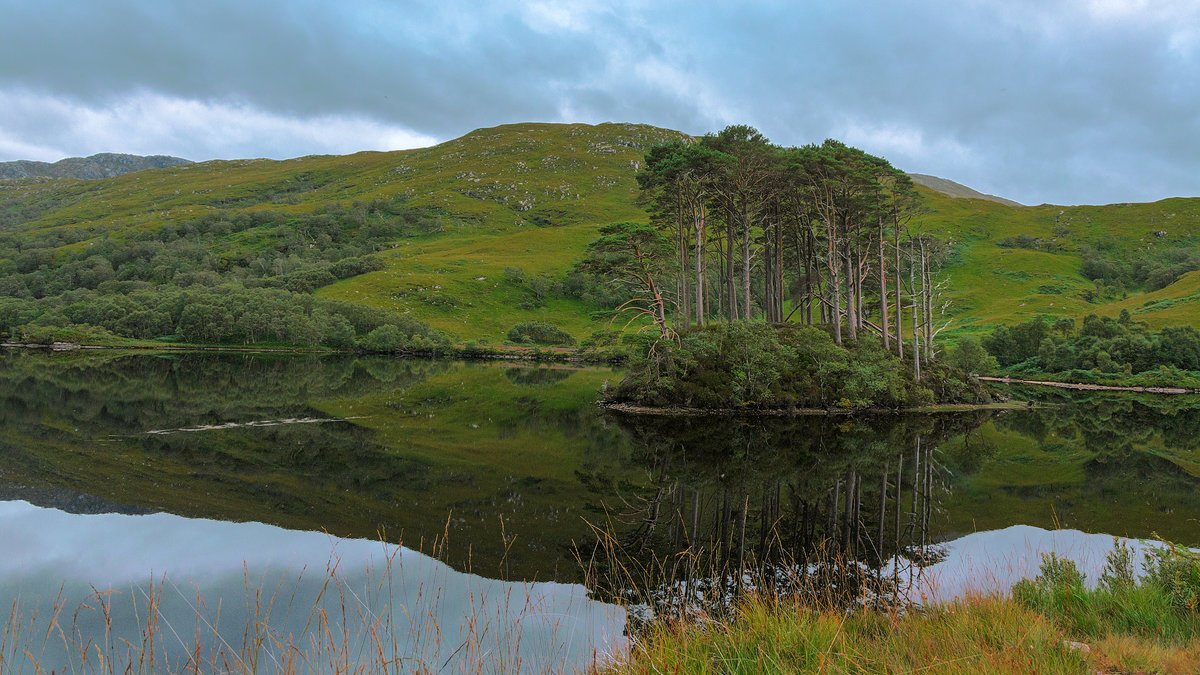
[{"left": 1, "top": 351, "right": 1197, "bottom": 671}]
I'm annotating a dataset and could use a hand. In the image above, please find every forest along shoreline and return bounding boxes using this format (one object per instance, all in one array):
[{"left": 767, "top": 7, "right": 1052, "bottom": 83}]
[
  {"left": 598, "top": 400, "right": 1032, "bottom": 416},
  {"left": 0, "top": 340, "right": 617, "bottom": 363},
  {"left": 10, "top": 337, "right": 1197, "bottom": 395}
]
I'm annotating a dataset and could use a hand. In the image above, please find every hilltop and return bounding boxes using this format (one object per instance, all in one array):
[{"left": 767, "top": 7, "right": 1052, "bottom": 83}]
[
  {"left": 909, "top": 173, "right": 1023, "bottom": 207},
  {"left": 0, "top": 122, "right": 1196, "bottom": 346},
  {"left": 0, "top": 153, "right": 192, "bottom": 180}
]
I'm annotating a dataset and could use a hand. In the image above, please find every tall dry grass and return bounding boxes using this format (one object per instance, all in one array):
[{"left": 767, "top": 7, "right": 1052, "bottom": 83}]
[{"left": 0, "top": 537, "right": 613, "bottom": 675}]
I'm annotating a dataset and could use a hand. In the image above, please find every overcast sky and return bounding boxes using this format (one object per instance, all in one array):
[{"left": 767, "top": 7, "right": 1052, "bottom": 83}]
[{"left": 0, "top": 0, "right": 1196, "bottom": 205}]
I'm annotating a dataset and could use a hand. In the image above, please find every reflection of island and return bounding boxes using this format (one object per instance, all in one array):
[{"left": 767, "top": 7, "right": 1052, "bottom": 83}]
[
  {"left": 588, "top": 404, "right": 1200, "bottom": 636},
  {"left": 584, "top": 414, "right": 981, "bottom": 626},
  {"left": 0, "top": 500, "right": 623, "bottom": 673}
]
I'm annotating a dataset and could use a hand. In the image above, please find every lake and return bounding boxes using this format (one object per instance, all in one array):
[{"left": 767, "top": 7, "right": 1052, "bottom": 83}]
[{"left": 1, "top": 350, "right": 1198, "bottom": 672}]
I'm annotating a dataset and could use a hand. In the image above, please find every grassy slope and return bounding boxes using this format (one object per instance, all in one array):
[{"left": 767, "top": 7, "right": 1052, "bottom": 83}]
[
  {"left": 2, "top": 122, "right": 1197, "bottom": 343},
  {"left": 916, "top": 191, "right": 1200, "bottom": 336}
]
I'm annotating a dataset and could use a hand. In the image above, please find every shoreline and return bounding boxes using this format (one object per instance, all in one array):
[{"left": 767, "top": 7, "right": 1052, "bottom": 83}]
[
  {"left": 597, "top": 400, "right": 1030, "bottom": 417},
  {"left": 0, "top": 341, "right": 619, "bottom": 364},
  {"left": 979, "top": 375, "right": 1199, "bottom": 395}
]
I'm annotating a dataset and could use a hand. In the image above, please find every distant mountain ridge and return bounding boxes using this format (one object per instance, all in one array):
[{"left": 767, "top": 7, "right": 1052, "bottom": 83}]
[
  {"left": 0, "top": 153, "right": 192, "bottom": 180},
  {"left": 908, "top": 173, "right": 1023, "bottom": 207}
]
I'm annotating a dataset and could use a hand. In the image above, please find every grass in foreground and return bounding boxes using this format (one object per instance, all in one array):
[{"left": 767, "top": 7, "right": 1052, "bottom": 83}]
[
  {"left": 604, "top": 596, "right": 1091, "bottom": 674},
  {"left": 602, "top": 541, "right": 1200, "bottom": 674}
]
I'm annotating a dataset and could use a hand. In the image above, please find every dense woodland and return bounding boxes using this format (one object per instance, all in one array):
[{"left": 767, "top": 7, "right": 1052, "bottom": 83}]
[
  {"left": 982, "top": 312, "right": 1200, "bottom": 382},
  {"left": 0, "top": 198, "right": 449, "bottom": 349}
]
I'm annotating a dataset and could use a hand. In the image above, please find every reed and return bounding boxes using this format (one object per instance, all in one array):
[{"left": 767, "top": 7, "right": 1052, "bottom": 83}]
[
  {"left": 0, "top": 538, "right": 595, "bottom": 675},
  {"left": 598, "top": 538, "right": 1200, "bottom": 674}
]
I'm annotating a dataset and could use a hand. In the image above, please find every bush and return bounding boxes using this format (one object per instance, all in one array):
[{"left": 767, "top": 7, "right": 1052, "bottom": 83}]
[
  {"left": 506, "top": 321, "right": 576, "bottom": 346},
  {"left": 607, "top": 323, "right": 960, "bottom": 409},
  {"left": 1012, "top": 540, "right": 1200, "bottom": 643},
  {"left": 360, "top": 325, "right": 404, "bottom": 352},
  {"left": 1145, "top": 542, "right": 1200, "bottom": 612},
  {"left": 945, "top": 337, "right": 999, "bottom": 375}
]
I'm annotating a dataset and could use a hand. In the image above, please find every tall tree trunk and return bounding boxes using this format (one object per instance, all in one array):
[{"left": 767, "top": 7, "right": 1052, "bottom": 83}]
[
  {"left": 764, "top": 219, "right": 774, "bottom": 322},
  {"left": 879, "top": 215, "right": 890, "bottom": 351},
  {"left": 845, "top": 245, "right": 858, "bottom": 341},
  {"left": 727, "top": 210, "right": 738, "bottom": 321},
  {"left": 774, "top": 210, "right": 785, "bottom": 322},
  {"left": 920, "top": 238, "right": 932, "bottom": 362},
  {"left": 683, "top": 206, "right": 690, "bottom": 328},
  {"left": 794, "top": 224, "right": 807, "bottom": 323},
  {"left": 894, "top": 226, "right": 903, "bottom": 359},
  {"left": 911, "top": 260, "right": 921, "bottom": 379},
  {"left": 828, "top": 221, "right": 841, "bottom": 344},
  {"left": 695, "top": 200, "right": 705, "bottom": 327},
  {"left": 741, "top": 204, "right": 752, "bottom": 321}
]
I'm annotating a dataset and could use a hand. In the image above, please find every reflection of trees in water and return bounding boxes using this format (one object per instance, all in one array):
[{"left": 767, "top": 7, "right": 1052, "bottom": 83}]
[
  {"left": 503, "top": 366, "right": 574, "bottom": 387},
  {"left": 995, "top": 395, "right": 1200, "bottom": 534},
  {"left": 0, "top": 352, "right": 449, "bottom": 435},
  {"left": 0, "top": 352, "right": 451, "bottom": 512},
  {"left": 583, "top": 414, "right": 987, "bottom": 629},
  {"left": 1002, "top": 389, "right": 1200, "bottom": 455}
]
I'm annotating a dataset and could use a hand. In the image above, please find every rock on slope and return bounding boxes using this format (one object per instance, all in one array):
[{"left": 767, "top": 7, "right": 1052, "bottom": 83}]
[
  {"left": 909, "top": 173, "right": 1023, "bottom": 207},
  {"left": 0, "top": 153, "right": 192, "bottom": 180}
]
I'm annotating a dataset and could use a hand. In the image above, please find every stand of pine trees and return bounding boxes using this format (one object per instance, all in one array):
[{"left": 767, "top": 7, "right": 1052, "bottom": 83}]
[{"left": 634, "top": 126, "right": 949, "bottom": 371}]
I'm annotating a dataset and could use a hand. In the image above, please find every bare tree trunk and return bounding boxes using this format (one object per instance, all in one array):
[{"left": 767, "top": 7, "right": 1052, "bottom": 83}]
[
  {"left": 727, "top": 211, "right": 738, "bottom": 321},
  {"left": 742, "top": 205, "right": 752, "bottom": 321},
  {"left": 678, "top": 191, "right": 689, "bottom": 328},
  {"left": 911, "top": 260, "right": 921, "bottom": 379},
  {"left": 920, "top": 238, "right": 933, "bottom": 362},
  {"left": 775, "top": 212, "right": 785, "bottom": 322},
  {"left": 695, "top": 201, "right": 705, "bottom": 326},
  {"left": 764, "top": 219, "right": 774, "bottom": 322},
  {"left": 794, "top": 224, "right": 807, "bottom": 323},
  {"left": 894, "top": 226, "right": 903, "bottom": 359},
  {"left": 845, "top": 245, "right": 858, "bottom": 341},
  {"left": 879, "top": 217, "right": 890, "bottom": 351},
  {"left": 829, "top": 223, "right": 841, "bottom": 344}
]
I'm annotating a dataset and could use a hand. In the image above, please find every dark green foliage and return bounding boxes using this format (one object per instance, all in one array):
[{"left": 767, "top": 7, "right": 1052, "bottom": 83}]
[
  {"left": 506, "top": 321, "right": 576, "bottom": 346},
  {"left": 945, "top": 338, "right": 1000, "bottom": 375},
  {"left": 1081, "top": 240, "right": 1200, "bottom": 291},
  {"left": 0, "top": 284, "right": 444, "bottom": 349},
  {"left": 1014, "top": 542, "right": 1200, "bottom": 643},
  {"left": 608, "top": 322, "right": 987, "bottom": 409},
  {"left": 0, "top": 197, "right": 448, "bottom": 347},
  {"left": 1145, "top": 543, "right": 1200, "bottom": 612},
  {"left": 980, "top": 317, "right": 1051, "bottom": 368},
  {"left": 997, "top": 234, "right": 1067, "bottom": 252},
  {"left": 982, "top": 315, "right": 1200, "bottom": 376}
]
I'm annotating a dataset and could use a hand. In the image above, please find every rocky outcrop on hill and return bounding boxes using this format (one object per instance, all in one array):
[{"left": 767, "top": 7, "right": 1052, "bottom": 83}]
[
  {"left": 908, "top": 173, "right": 1023, "bottom": 207},
  {"left": 0, "top": 153, "right": 192, "bottom": 180}
]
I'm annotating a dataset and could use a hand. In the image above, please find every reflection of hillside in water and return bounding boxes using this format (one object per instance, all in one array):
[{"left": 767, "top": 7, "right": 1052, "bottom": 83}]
[
  {"left": 4, "top": 349, "right": 1199, "bottom": 596},
  {"left": 0, "top": 352, "right": 638, "bottom": 580},
  {"left": 937, "top": 391, "right": 1200, "bottom": 543},
  {"left": 585, "top": 414, "right": 986, "bottom": 627}
]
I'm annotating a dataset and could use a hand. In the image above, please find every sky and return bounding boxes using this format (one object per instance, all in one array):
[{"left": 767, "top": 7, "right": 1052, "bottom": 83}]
[{"left": 0, "top": 0, "right": 1196, "bottom": 206}]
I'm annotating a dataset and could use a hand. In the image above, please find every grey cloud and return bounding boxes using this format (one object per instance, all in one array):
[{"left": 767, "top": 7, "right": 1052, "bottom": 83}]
[{"left": 0, "top": 0, "right": 1196, "bottom": 205}]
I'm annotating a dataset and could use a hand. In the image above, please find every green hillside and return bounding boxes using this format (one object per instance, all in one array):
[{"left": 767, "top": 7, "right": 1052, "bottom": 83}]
[
  {"left": 0, "top": 121, "right": 1196, "bottom": 346},
  {"left": 914, "top": 192, "right": 1200, "bottom": 335}
]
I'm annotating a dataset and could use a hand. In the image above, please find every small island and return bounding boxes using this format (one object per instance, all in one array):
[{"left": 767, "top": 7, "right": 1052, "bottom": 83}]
[{"left": 600, "top": 321, "right": 992, "bottom": 413}]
